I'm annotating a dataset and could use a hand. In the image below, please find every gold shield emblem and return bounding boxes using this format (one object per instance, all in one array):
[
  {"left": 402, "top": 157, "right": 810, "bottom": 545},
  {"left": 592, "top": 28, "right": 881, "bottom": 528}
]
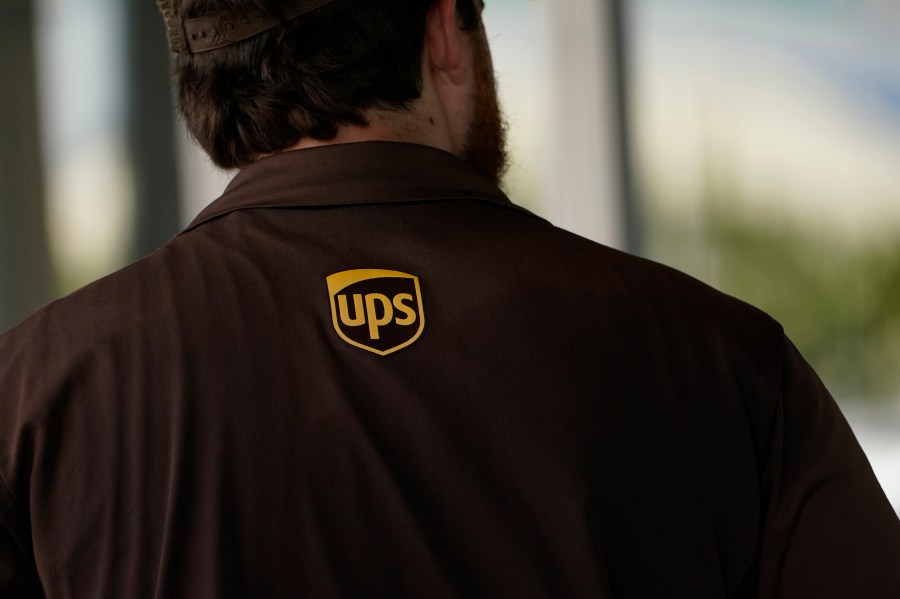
[{"left": 326, "top": 269, "right": 426, "bottom": 356}]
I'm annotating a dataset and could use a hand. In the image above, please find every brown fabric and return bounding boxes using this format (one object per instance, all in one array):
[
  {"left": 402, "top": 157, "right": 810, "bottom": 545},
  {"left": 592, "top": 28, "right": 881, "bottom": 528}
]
[{"left": 1, "top": 141, "right": 898, "bottom": 597}]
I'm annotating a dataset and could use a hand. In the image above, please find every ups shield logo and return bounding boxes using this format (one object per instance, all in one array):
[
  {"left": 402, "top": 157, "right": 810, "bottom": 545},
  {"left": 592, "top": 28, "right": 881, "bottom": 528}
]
[{"left": 327, "top": 269, "right": 425, "bottom": 356}]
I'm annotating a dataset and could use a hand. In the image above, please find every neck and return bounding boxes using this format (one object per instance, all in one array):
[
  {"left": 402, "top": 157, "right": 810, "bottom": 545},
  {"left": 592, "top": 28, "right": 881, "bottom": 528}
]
[{"left": 274, "top": 96, "right": 458, "bottom": 157}]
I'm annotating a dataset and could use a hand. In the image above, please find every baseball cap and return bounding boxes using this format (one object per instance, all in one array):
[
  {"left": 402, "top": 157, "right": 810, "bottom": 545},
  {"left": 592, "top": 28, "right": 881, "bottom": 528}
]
[{"left": 156, "top": 0, "right": 336, "bottom": 54}]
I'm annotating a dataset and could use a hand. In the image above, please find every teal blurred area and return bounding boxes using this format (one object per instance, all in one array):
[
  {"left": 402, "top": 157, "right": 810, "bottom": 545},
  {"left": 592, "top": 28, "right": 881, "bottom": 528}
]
[{"left": 0, "top": 0, "right": 897, "bottom": 508}]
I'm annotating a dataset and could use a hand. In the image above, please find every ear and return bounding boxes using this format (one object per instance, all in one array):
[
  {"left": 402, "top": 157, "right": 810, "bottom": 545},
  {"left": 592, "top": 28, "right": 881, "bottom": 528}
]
[{"left": 425, "top": 0, "right": 467, "bottom": 85}]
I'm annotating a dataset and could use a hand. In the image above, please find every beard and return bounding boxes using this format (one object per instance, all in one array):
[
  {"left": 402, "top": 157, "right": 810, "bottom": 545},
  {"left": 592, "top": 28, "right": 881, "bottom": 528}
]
[{"left": 461, "top": 28, "right": 510, "bottom": 188}]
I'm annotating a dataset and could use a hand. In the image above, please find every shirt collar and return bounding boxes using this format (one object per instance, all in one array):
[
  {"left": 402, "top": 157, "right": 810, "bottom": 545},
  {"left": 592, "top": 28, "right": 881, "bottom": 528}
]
[{"left": 183, "top": 141, "right": 543, "bottom": 233}]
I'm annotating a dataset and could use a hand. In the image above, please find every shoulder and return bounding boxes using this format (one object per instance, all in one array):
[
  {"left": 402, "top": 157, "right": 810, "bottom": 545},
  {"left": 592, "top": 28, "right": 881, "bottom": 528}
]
[
  {"left": 531, "top": 222, "right": 784, "bottom": 348},
  {"left": 0, "top": 242, "right": 187, "bottom": 422}
]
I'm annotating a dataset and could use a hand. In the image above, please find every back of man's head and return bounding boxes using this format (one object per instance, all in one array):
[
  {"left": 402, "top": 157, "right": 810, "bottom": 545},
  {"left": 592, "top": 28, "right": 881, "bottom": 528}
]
[{"left": 160, "top": 0, "right": 480, "bottom": 169}]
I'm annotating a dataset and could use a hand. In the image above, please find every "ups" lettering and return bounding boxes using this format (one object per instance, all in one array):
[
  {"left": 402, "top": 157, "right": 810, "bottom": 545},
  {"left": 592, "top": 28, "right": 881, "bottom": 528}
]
[
  {"left": 336, "top": 293, "right": 418, "bottom": 340},
  {"left": 326, "top": 269, "right": 426, "bottom": 356}
]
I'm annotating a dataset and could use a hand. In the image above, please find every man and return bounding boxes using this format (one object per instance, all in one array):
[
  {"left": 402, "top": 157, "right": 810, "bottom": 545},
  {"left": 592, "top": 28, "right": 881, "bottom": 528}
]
[{"left": 1, "top": 0, "right": 898, "bottom": 596}]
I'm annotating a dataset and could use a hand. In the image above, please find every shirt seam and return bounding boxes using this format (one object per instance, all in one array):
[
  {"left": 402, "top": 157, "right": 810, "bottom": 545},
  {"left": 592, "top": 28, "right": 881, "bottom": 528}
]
[
  {"left": 0, "top": 464, "right": 23, "bottom": 514},
  {"left": 182, "top": 196, "right": 547, "bottom": 234}
]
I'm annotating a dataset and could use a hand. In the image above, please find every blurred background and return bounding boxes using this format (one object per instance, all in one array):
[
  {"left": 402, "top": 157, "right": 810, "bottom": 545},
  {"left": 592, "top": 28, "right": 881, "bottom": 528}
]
[{"left": 0, "top": 0, "right": 897, "bottom": 510}]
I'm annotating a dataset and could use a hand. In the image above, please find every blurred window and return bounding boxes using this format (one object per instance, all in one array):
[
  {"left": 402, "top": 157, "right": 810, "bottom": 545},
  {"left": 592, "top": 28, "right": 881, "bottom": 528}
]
[
  {"left": 628, "top": 0, "right": 900, "bottom": 403},
  {"left": 36, "top": 0, "right": 133, "bottom": 289},
  {"left": 626, "top": 0, "right": 900, "bottom": 507}
]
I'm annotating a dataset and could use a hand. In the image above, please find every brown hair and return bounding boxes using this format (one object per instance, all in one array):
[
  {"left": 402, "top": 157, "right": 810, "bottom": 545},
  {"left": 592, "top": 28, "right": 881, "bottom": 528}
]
[{"left": 174, "top": 0, "right": 480, "bottom": 169}]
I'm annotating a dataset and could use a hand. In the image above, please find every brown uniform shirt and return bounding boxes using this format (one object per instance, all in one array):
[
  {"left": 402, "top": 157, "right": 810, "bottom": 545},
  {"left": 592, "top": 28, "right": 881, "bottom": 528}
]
[{"left": 1, "top": 142, "right": 898, "bottom": 598}]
